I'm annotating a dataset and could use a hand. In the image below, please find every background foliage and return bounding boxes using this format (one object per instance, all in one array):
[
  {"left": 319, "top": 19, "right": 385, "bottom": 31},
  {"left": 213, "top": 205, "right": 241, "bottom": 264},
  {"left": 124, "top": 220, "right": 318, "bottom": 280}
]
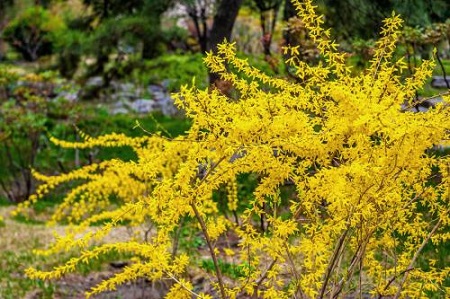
[{"left": 0, "top": 0, "right": 450, "bottom": 298}]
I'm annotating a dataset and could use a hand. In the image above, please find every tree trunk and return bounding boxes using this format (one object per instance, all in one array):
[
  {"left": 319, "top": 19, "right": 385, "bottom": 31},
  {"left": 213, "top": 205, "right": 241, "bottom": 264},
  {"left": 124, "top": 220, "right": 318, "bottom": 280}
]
[
  {"left": 282, "top": 0, "right": 296, "bottom": 50},
  {"left": 0, "top": 35, "right": 5, "bottom": 61},
  {"left": 0, "top": 2, "right": 11, "bottom": 61},
  {"left": 207, "top": 0, "right": 243, "bottom": 85}
]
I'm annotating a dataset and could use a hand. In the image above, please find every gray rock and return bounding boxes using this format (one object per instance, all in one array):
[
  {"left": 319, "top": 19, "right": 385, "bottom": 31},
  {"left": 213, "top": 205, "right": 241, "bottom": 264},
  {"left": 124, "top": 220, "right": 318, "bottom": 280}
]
[
  {"left": 111, "top": 107, "right": 129, "bottom": 115},
  {"left": 85, "top": 76, "right": 103, "bottom": 88},
  {"left": 58, "top": 91, "right": 78, "bottom": 102},
  {"left": 112, "top": 91, "right": 138, "bottom": 101},
  {"left": 151, "top": 91, "right": 166, "bottom": 100},
  {"left": 117, "top": 82, "right": 135, "bottom": 93},
  {"left": 159, "top": 95, "right": 179, "bottom": 116},
  {"left": 161, "top": 79, "right": 172, "bottom": 89},
  {"left": 431, "top": 76, "right": 450, "bottom": 88},
  {"left": 427, "top": 96, "right": 444, "bottom": 106},
  {"left": 148, "top": 84, "right": 165, "bottom": 94},
  {"left": 130, "top": 99, "right": 157, "bottom": 114}
]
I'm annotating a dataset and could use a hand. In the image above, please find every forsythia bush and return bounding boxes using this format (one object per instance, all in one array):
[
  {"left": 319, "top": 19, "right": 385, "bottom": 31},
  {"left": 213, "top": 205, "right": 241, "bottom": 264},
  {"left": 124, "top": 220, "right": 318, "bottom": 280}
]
[{"left": 16, "top": 1, "right": 450, "bottom": 298}]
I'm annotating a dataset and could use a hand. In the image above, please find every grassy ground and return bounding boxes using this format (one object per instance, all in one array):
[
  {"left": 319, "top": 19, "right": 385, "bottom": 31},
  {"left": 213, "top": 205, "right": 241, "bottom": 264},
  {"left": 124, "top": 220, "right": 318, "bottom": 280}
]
[
  {"left": 411, "top": 58, "right": 450, "bottom": 97},
  {"left": 0, "top": 110, "right": 191, "bottom": 297},
  {"left": 0, "top": 205, "right": 62, "bottom": 298},
  {"left": 0, "top": 203, "right": 155, "bottom": 299},
  {"left": 0, "top": 55, "right": 449, "bottom": 298}
]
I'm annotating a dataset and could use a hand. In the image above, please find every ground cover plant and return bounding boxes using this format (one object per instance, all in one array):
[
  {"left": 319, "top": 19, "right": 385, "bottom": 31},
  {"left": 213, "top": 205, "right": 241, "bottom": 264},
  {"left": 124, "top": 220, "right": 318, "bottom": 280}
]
[
  {"left": 15, "top": 0, "right": 450, "bottom": 298},
  {"left": 0, "top": 64, "right": 191, "bottom": 204}
]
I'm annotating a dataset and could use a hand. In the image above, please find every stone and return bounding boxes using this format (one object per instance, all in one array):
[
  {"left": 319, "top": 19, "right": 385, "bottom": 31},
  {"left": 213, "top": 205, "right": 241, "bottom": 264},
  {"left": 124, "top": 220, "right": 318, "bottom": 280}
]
[
  {"left": 148, "top": 84, "right": 165, "bottom": 94},
  {"left": 431, "top": 76, "right": 450, "bottom": 88},
  {"left": 58, "top": 91, "right": 78, "bottom": 102},
  {"left": 114, "top": 91, "right": 138, "bottom": 101},
  {"left": 130, "top": 99, "right": 157, "bottom": 114},
  {"left": 85, "top": 76, "right": 103, "bottom": 88},
  {"left": 111, "top": 107, "right": 129, "bottom": 115},
  {"left": 159, "top": 95, "right": 179, "bottom": 116}
]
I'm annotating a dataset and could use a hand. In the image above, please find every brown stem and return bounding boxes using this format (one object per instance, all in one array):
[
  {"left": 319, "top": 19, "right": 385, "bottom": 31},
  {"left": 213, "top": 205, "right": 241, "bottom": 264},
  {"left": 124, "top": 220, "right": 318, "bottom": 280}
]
[
  {"left": 406, "top": 45, "right": 420, "bottom": 103},
  {"left": 254, "top": 258, "right": 278, "bottom": 290},
  {"left": 401, "top": 91, "right": 450, "bottom": 112},
  {"left": 284, "top": 243, "right": 304, "bottom": 299},
  {"left": 319, "top": 229, "right": 349, "bottom": 298},
  {"left": 260, "top": 202, "right": 266, "bottom": 233},
  {"left": 377, "top": 268, "right": 413, "bottom": 299},
  {"left": 332, "top": 229, "right": 374, "bottom": 299},
  {"left": 190, "top": 202, "right": 227, "bottom": 299},
  {"left": 393, "top": 218, "right": 442, "bottom": 299},
  {"left": 434, "top": 48, "right": 450, "bottom": 89}
]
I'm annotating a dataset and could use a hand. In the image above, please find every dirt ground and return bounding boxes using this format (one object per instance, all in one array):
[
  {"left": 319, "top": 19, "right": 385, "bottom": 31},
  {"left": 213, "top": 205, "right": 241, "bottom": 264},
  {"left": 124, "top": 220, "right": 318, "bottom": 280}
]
[{"left": 0, "top": 206, "right": 172, "bottom": 299}]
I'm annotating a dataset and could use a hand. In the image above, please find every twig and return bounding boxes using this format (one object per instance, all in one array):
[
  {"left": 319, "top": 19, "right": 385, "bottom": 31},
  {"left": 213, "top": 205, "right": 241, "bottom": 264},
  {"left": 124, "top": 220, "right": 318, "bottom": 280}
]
[
  {"left": 377, "top": 268, "right": 414, "bottom": 299},
  {"left": 434, "top": 49, "right": 450, "bottom": 89},
  {"left": 401, "top": 91, "right": 450, "bottom": 112},
  {"left": 319, "top": 229, "right": 350, "bottom": 298},
  {"left": 332, "top": 228, "right": 374, "bottom": 299},
  {"left": 255, "top": 258, "right": 278, "bottom": 289},
  {"left": 165, "top": 271, "right": 201, "bottom": 297},
  {"left": 190, "top": 202, "right": 227, "bottom": 299},
  {"left": 284, "top": 242, "right": 305, "bottom": 299},
  {"left": 393, "top": 218, "right": 442, "bottom": 299}
]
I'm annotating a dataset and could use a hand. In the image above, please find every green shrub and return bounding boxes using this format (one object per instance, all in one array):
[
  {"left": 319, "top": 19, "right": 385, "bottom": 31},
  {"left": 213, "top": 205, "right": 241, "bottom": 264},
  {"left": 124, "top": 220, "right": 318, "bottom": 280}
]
[
  {"left": 3, "top": 6, "right": 66, "bottom": 61},
  {"left": 131, "top": 53, "right": 208, "bottom": 91},
  {"left": 0, "top": 68, "right": 76, "bottom": 202}
]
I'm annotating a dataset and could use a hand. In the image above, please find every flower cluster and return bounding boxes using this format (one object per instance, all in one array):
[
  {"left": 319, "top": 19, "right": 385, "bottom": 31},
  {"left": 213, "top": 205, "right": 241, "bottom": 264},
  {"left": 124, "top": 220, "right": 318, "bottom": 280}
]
[{"left": 19, "top": 0, "right": 450, "bottom": 298}]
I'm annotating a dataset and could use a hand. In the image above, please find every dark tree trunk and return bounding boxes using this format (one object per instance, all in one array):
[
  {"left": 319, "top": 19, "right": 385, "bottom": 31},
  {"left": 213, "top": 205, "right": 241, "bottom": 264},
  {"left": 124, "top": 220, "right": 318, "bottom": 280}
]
[
  {"left": 283, "top": 0, "right": 296, "bottom": 46},
  {"left": 207, "top": 0, "right": 243, "bottom": 85},
  {"left": 102, "top": 0, "right": 109, "bottom": 19},
  {"left": 0, "top": 39, "right": 6, "bottom": 61},
  {"left": 34, "top": 0, "right": 51, "bottom": 8},
  {"left": 283, "top": 0, "right": 296, "bottom": 21},
  {"left": 0, "top": 0, "right": 13, "bottom": 60},
  {"left": 187, "top": 5, "right": 209, "bottom": 53}
]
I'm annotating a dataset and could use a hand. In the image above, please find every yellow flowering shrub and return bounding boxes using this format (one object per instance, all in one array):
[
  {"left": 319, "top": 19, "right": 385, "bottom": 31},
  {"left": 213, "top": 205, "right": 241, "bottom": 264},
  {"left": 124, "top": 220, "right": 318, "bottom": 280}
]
[{"left": 16, "top": 0, "right": 450, "bottom": 298}]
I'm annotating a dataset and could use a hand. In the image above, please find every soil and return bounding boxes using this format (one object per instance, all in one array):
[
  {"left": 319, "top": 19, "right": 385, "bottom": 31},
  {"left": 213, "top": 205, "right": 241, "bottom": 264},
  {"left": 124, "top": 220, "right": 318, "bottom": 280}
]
[{"left": 0, "top": 206, "right": 172, "bottom": 299}]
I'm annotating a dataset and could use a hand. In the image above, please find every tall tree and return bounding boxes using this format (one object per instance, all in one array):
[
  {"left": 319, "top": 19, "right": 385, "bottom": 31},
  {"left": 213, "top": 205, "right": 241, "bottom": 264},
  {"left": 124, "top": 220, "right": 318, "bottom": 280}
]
[
  {"left": 183, "top": 0, "right": 214, "bottom": 53},
  {"left": 207, "top": 0, "right": 243, "bottom": 84},
  {"left": 317, "top": 0, "right": 450, "bottom": 41},
  {"left": 0, "top": 0, "right": 14, "bottom": 60},
  {"left": 78, "top": 0, "right": 174, "bottom": 61},
  {"left": 252, "top": 0, "right": 283, "bottom": 56}
]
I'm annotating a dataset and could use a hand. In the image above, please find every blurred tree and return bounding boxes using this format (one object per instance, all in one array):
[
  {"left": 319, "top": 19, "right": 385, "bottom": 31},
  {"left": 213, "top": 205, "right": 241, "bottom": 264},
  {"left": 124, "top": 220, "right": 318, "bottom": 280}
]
[
  {"left": 393, "top": 0, "right": 450, "bottom": 26},
  {"left": 3, "top": 6, "right": 66, "bottom": 61},
  {"left": 182, "top": 0, "right": 243, "bottom": 55},
  {"left": 317, "top": 0, "right": 450, "bottom": 41},
  {"left": 317, "top": 0, "right": 387, "bottom": 40},
  {"left": 141, "top": 0, "right": 175, "bottom": 59},
  {"left": 55, "top": 0, "right": 175, "bottom": 84},
  {"left": 33, "top": 0, "right": 52, "bottom": 8},
  {"left": 0, "top": 0, "right": 14, "bottom": 60},
  {"left": 183, "top": 0, "right": 214, "bottom": 53},
  {"left": 251, "top": 0, "right": 283, "bottom": 56},
  {"left": 179, "top": 0, "right": 243, "bottom": 84},
  {"left": 77, "top": 0, "right": 174, "bottom": 62},
  {"left": 208, "top": 0, "right": 243, "bottom": 84}
]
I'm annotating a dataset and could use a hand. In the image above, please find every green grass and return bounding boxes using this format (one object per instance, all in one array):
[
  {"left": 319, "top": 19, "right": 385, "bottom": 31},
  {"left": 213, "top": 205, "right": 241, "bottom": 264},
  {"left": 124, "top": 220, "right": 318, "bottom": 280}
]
[
  {"left": 0, "top": 250, "right": 56, "bottom": 299},
  {"left": 433, "top": 59, "right": 450, "bottom": 77},
  {"left": 0, "top": 207, "right": 137, "bottom": 298},
  {"left": 0, "top": 197, "right": 13, "bottom": 207},
  {"left": 419, "top": 59, "right": 450, "bottom": 97},
  {"left": 200, "top": 258, "right": 249, "bottom": 280}
]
